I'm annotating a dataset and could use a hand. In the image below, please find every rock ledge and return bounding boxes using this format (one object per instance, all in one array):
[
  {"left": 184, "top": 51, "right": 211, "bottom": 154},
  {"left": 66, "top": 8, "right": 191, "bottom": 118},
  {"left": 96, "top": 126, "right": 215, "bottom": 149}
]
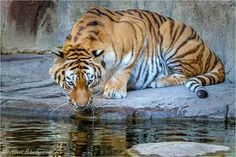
[{"left": 1, "top": 55, "right": 235, "bottom": 121}]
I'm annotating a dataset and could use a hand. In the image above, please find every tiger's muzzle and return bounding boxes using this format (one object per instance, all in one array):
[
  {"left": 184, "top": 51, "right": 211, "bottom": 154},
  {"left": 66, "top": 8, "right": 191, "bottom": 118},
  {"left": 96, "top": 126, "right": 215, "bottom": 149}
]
[{"left": 66, "top": 80, "right": 94, "bottom": 111}]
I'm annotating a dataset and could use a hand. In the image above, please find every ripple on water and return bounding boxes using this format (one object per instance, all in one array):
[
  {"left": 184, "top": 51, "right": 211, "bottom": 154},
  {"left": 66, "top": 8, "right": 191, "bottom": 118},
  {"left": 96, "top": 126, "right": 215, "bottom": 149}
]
[{"left": 0, "top": 117, "right": 235, "bottom": 156}]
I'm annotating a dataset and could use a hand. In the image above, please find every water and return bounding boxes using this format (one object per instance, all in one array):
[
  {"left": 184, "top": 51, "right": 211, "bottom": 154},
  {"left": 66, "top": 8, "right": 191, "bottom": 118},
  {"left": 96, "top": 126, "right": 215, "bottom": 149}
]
[{"left": 1, "top": 116, "right": 235, "bottom": 156}]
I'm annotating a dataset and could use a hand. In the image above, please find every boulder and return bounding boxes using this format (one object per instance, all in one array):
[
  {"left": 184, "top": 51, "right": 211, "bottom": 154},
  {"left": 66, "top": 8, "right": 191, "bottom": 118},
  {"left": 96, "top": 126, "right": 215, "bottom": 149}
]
[{"left": 128, "top": 142, "right": 230, "bottom": 157}]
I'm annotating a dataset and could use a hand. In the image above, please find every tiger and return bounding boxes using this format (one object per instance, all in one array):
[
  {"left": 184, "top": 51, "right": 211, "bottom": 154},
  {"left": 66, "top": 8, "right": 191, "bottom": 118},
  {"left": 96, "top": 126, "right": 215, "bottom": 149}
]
[{"left": 49, "top": 6, "right": 225, "bottom": 110}]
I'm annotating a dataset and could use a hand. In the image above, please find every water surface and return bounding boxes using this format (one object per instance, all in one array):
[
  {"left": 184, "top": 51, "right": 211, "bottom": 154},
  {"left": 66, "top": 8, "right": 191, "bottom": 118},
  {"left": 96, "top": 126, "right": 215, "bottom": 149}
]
[{"left": 1, "top": 116, "right": 235, "bottom": 156}]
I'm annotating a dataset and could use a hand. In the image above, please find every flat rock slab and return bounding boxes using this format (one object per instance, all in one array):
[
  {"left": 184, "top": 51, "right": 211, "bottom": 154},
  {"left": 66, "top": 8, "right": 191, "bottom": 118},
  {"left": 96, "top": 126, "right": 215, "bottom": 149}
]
[
  {"left": 1, "top": 54, "right": 235, "bottom": 121},
  {"left": 128, "top": 142, "right": 230, "bottom": 157}
]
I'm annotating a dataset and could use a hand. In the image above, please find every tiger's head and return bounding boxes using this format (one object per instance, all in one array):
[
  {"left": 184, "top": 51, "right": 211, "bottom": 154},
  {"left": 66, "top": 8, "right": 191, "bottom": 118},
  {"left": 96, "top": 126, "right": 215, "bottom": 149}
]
[{"left": 50, "top": 49, "right": 105, "bottom": 110}]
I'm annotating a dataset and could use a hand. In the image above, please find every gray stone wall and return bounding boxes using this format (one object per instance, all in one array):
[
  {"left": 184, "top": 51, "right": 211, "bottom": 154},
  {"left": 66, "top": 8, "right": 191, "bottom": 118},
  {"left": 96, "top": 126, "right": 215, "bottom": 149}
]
[{"left": 1, "top": 1, "right": 235, "bottom": 83}]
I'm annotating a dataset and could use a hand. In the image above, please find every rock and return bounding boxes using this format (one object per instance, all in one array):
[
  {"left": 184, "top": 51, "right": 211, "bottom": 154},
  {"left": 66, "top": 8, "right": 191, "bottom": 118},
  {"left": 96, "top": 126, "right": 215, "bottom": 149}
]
[
  {"left": 128, "top": 142, "right": 230, "bottom": 157},
  {"left": 1, "top": 54, "right": 235, "bottom": 121}
]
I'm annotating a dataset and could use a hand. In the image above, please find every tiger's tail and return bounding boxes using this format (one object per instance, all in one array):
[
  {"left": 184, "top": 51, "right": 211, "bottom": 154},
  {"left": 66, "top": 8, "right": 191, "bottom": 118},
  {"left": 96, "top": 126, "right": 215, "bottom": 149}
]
[{"left": 185, "top": 59, "right": 225, "bottom": 98}]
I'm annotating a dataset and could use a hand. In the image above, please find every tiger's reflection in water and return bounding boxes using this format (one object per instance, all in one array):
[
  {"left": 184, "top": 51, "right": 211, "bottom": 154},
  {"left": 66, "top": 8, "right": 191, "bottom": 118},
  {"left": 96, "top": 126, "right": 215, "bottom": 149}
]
[{"left": 1, "top": 117, "right": 234, "bottom": 156}]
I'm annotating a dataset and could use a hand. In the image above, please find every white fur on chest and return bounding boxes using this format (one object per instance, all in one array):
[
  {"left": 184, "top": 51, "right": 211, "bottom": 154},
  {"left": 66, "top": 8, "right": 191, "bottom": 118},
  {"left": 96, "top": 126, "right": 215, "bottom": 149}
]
[
  {"left": 103, "top": 51, "right": 116, "bottom": 70},
  {"left": 119, "top": 51, "right": 133, "bottom": 68},
  {"left": 103, "top": 50, "right": 134, "bottom": 70}
]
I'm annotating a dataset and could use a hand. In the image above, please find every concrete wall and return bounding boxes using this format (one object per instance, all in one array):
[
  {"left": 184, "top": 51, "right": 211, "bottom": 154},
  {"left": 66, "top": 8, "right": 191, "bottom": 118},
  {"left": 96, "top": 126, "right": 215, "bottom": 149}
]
[{"left": 1, "top": 1, "right": 235, "bottom": 83}]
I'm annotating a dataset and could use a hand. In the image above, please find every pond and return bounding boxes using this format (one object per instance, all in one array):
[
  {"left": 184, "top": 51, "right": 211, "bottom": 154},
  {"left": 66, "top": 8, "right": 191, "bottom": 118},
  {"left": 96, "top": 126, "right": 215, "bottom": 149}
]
[{"left": 0, "top": 116, "right": 235, "bottom": 156}]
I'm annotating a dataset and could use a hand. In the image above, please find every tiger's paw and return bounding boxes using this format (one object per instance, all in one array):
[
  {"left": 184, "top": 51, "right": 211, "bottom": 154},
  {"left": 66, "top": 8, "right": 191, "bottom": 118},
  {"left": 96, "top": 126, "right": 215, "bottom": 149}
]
[
  {"left": 103, "top": 83, "right": 127, "bottom": 99},
  {"left": 148, "top": 81, "right": 166, "bottom": 88}
]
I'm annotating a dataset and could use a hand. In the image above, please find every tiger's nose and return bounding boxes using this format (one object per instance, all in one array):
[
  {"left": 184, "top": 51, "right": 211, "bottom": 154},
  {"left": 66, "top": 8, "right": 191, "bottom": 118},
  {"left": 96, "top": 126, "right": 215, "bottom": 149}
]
[
  {"left": 75, "top": 102, "right": 88, "bottom": 110},
  {"left": 67, "top": 97, "right": 92, "bottom": 110}
]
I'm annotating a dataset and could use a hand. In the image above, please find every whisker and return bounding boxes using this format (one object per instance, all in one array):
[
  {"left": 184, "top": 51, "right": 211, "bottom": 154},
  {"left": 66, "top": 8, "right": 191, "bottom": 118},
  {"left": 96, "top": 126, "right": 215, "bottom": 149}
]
[
  {"left": 92, "top": 103, "right": 99, "bottom": 109},
  {"left": 69, "top": 108, "right": 74, "bottom": 115},
  {"left": 68, "top": 102, "right": 78, "bottom": 112},
  {"left": 93, "top": 91, "right": 103, "bottom": 96},
  {"left": 69, "top": 107, "right": 76, "bottom": 115},
  {"left": 49, "top": 103, "right": 67, "bottom": 114},
  {"left": 92, "top": 104, "right": 98, "bottom": 111},
  {"left": 88, "top": 104, "right": 93, "bottom": 111},
  {"left": 93, "top": 88, "right": 103, "bottom": 97}
]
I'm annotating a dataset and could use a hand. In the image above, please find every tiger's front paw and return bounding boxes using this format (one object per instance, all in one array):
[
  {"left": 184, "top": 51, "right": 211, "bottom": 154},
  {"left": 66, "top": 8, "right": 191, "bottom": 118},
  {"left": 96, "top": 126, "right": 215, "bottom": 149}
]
[{"left": 103, "top": 82, "right": 127, "bottom": 99}]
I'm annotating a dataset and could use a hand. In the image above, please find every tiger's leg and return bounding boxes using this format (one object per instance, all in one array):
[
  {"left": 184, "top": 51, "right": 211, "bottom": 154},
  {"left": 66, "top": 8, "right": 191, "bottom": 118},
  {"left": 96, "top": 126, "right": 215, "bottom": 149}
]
[
  {"left": 148, "top": 74, "right": 188, "bottom": 88},
  {"left": 103, "top": 69, "right": 131, "bottom": 99},
  {"left": 102, "top": 16, "right": 147, "bottom": 99}
]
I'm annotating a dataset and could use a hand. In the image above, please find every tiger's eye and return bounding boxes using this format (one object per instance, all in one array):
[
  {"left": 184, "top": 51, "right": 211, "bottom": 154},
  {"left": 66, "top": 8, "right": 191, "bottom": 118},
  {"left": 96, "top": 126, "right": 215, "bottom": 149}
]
[
  {"left": 88, "top": 80, "right": 93, "bottom": 85},
  {"left": 68, "top": 81, "right": 74, "bottom": 86}
]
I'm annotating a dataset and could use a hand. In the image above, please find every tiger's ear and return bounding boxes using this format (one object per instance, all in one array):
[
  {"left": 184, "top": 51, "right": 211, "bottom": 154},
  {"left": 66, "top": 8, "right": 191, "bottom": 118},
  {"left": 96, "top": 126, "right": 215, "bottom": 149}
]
[
  {"left": 51, "top": 51, "right": 65, "bottom": 64},
  {"left": 51, "top": 51, "right": 64, "bottom": 58}
]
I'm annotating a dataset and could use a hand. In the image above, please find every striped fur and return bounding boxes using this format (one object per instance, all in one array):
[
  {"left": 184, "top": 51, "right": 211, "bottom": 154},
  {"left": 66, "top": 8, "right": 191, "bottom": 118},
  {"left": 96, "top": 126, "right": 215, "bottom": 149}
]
[
  {"left": 50, "top": 6, "right": 225, "bottom": 108},
  {"left": 49, "top": 48, "right": 104, "bottom": 109}
]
